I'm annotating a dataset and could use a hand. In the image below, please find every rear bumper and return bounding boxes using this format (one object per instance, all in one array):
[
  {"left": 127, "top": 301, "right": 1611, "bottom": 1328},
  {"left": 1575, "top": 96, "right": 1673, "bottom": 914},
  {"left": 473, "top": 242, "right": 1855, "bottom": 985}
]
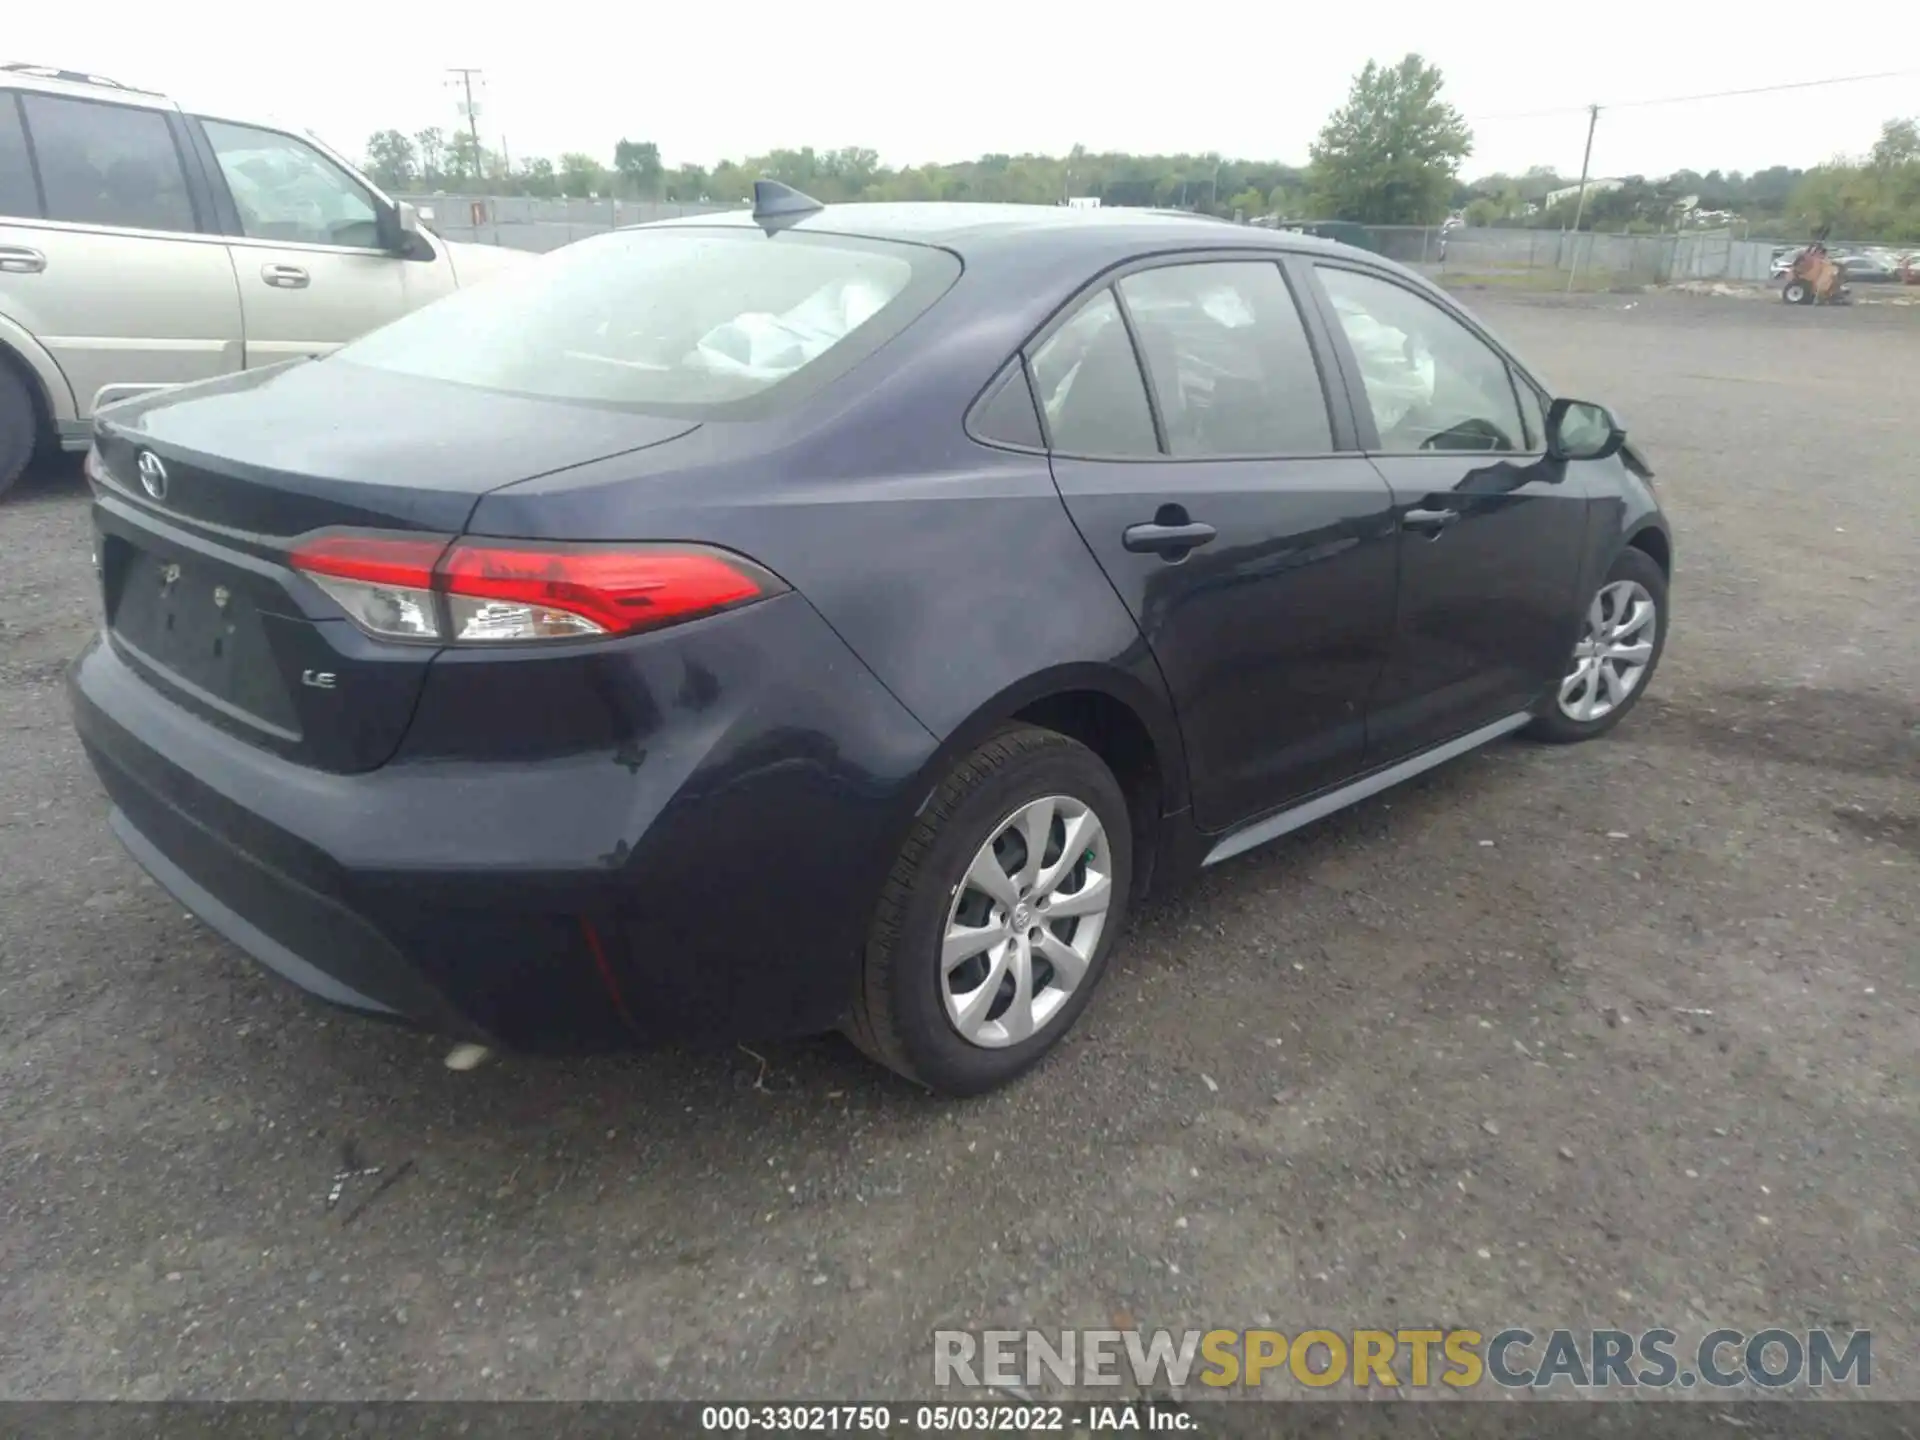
[{"left": 69, "top": 594, "right": 938, "bottom": 1052}]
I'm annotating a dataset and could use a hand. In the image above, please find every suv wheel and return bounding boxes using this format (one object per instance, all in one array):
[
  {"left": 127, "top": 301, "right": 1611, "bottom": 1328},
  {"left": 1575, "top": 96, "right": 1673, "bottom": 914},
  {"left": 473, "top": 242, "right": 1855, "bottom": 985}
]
[
  {"left": 849, "top": 725, "right": 1132, "bottom": 1096},
  {"left": 1526, "top": 546, "right": 1668, "bottom": 744},
  {"left": 0, "top": 367, "right": 39, "bottom": 499}
]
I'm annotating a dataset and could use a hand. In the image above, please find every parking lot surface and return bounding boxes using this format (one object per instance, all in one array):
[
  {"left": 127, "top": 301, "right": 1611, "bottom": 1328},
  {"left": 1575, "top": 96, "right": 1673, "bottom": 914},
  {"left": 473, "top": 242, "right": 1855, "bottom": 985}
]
[{"left": 2, "top": 290, "right": 1915, "bottom": 1399}]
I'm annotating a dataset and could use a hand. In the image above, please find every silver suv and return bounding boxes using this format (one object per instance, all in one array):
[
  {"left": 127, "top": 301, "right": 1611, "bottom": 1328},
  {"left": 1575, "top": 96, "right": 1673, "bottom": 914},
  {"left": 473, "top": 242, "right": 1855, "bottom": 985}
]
[{"left": 0, "top": 63, "right": 531, "bottom": 496}]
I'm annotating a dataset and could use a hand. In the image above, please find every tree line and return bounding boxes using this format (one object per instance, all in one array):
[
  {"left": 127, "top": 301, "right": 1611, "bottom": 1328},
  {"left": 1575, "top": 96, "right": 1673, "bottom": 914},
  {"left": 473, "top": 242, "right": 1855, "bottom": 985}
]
[{"left": 360, "top": 59, "right": 1920, "bottom": 244}]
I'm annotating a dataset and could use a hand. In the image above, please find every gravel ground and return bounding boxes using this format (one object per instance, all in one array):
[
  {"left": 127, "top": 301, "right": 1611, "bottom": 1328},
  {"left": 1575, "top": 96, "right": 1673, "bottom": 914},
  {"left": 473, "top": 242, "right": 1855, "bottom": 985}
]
[{"left": 1, "top": 290, "right": 1915, "bottom": 1402}]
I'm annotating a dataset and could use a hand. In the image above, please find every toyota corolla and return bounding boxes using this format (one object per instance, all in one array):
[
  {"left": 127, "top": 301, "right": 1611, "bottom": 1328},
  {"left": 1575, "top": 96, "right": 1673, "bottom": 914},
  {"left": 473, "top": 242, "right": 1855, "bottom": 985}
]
[{"left": 69, "top": 186, "right": 1671, "bottom": 1095}]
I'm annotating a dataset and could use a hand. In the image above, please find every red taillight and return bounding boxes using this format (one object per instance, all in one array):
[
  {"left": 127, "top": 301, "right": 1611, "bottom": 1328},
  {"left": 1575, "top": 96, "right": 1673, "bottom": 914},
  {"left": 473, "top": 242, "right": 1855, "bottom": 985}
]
[
  {"left": 289, "top": 533, "right": 451, "bottom": 589},
  {"left": 289, "top": 531, "right": 782, "bottom": 645},
  {"left": 439, "top": 543, "right": 771, "bottom": 642}
]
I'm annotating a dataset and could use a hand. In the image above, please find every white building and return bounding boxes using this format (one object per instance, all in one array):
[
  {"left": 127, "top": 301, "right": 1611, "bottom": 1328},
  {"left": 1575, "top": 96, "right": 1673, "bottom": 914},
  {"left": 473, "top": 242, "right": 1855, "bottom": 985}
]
[{"left": 1544, "top": 178, "right": 1624, "bottom": 208}]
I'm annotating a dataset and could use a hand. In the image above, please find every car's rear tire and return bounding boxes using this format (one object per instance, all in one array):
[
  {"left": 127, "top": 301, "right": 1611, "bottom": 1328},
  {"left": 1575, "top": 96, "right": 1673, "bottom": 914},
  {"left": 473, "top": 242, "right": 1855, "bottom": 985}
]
[
  {"left": 848, "top": 724, "right": 1132, "bottom": 1096},
  {"left": 1525, "top": 546, "right": 1668, "bottom": 745},
  {"left": 1782, "top": 279, "right": 1812, "bottom": 305},
  {"left": 0, "top": 366, "right": 39, "bottom": 500}
]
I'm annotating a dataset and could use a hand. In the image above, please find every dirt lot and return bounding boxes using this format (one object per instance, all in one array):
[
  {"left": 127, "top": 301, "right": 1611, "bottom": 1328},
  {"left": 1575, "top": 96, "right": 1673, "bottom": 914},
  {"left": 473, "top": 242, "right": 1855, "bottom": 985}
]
[{"left": 1, "top": 291, "right": 1915, "bottom": 1402}]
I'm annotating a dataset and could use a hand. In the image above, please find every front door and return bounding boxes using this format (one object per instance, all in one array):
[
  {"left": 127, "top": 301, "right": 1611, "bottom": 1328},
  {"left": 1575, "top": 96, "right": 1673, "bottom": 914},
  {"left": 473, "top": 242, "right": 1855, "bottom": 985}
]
[
  {"left": 197, "top": 117, "right": 407, "bottom": 366},
  {"left": 3, "top": 89, "right": 244, "bottom": 416},
  {"left": 1037, "top": 258, "right": 1400, "bottom": 832},
  {"left": 1306, "top": 263, "right": 1593, "bottom": 762}
]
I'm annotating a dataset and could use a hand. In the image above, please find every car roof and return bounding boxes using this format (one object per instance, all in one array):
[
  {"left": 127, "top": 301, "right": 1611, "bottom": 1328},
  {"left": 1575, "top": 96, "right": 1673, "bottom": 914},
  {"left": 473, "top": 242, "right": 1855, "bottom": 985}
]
[
  {"left": 637, "top": 201, "right": 1362, "bottom": 263},
  {"left": 0, "top": 63, "right": 174, "bottom": 105}
]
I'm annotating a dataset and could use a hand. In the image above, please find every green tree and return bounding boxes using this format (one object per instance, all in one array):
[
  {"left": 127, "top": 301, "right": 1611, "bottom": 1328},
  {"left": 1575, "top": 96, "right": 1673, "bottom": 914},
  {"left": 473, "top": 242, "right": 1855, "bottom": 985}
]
[
  {"left": 1309, "top": 54, "right": 1472, "bottom": 224},
  {"left": 364, "top": 130, "right": 418, "bottom": 191},
  {"left": 414, "top": 127, "right": 447, "bottom": 186},
  {"left": 667, "top": 163, "right": 709, "bottom": 201},
  {"left": 1870, "top": 117, "right": 1919, "bottom": 169},
  {"left": 520, "top": 156, "right": 558, "bottom": 198},
  {"left": 613, "top": 139, "right": 664, "bottom": 196},
  {"left": 558, "top": 152, "right": 607, "bottom": 198},
  {"left": 446, "top": 132, "right": 486, "bottom": 185}
]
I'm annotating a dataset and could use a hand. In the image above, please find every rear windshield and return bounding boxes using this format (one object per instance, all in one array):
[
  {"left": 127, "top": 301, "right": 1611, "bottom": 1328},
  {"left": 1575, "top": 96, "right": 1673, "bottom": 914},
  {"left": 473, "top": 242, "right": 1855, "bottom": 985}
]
[{"left": 334, "top": 226, "right": 959, "bottom": 416}]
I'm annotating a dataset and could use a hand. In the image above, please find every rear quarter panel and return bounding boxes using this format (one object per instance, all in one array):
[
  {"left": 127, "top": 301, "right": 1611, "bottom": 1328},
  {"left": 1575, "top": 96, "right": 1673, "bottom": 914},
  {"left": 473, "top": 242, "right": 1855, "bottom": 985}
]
[{"left": 466, "top": 253, "right": 1190, "bottom": 814}]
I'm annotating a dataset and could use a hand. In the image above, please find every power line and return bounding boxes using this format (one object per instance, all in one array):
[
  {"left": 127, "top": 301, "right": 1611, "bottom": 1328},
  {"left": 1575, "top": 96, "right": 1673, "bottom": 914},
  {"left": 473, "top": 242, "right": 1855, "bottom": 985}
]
[{"left": 1469, "top": 68, "right": 1919, "bottom": 123}]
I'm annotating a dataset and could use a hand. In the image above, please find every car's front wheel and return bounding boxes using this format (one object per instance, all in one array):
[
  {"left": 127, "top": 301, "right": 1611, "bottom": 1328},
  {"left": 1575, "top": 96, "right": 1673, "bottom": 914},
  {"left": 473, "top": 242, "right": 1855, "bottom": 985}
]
[
  {"left": 1526, "top": 546, "right": 1668, "bottom": 744},
  {"left": 849, "top": 725, "right": 1132, "bottom": 1096}
]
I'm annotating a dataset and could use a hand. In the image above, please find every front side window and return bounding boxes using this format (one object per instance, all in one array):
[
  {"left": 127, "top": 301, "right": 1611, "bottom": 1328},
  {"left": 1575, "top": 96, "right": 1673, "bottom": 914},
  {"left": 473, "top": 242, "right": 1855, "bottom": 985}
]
[
  {"left": 20, "top": 94, "right": 196, "bottom": 233},
  {"left": 201, "top": 119, "right": 380, "bottom": 249},
  {"left": 335, "top": 226, "right": 957, "bottom": 415},
  {"left": 1118, "top": 261, "right": 1332, "bottom": 456},
  {"left": 1028, "top": 288, "right": 1159, "bottom": 458},
  {"left": 1317, "top": 266, "right": 1526, "bottom": 454}
]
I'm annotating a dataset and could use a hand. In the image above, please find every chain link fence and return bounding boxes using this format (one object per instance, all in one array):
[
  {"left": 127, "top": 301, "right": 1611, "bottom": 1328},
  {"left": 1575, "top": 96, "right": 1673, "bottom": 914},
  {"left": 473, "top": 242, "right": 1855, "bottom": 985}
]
[{"left": 1325, "top": 224, "right": 1798, "bottom": 287}]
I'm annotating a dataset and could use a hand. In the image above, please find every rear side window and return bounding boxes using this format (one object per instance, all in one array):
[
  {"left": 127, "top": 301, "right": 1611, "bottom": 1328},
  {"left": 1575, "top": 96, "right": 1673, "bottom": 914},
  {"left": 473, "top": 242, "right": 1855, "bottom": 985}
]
[
  {"left": 20, "top": 94, "right": 196, "bottom": 234},
  {"left": 1118, "top": 261, "right": 1332, "bottom": 456},
  {"left": 335, "top": 226, "right": 958, "bottom": 416},
  {"left": 0, "top": 94, "right": 39, "bottom": 217},
  {"left": 1028, "top": 288, "right": 1159, "bottom": 458}
]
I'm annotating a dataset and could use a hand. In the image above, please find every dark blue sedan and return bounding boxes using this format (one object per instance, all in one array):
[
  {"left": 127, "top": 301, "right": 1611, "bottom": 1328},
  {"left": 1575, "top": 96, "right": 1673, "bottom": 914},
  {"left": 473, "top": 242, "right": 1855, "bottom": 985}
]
[{"left": 70, "top": 186, "right": 1672, "bottom": 1095}]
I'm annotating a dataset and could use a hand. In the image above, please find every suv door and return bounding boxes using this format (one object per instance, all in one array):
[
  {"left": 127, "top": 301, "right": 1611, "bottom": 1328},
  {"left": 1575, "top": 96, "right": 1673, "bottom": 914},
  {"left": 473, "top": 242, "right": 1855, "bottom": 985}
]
[
  {"left": 1305, "top": 262, "right": 1592, "bottom": 762},
  {"left": 2, "top": 88, "right": 244, "bottom": 417},
  {"left": 194, "top": 118, "right": 445, "bottom": 366},
  {"left": 1036, "top": 257, "right": 1399, "bottom": 832}
]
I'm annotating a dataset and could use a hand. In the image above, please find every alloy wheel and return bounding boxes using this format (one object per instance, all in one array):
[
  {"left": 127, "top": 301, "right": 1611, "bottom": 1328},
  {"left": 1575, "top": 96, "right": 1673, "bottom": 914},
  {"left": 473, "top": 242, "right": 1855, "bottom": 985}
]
[
  {"left": 940, "top": 794, "right": 1114, "bottom": 1048},
  {"left": 1558, "top": 579, "right": 1657, "bottom": 722}
]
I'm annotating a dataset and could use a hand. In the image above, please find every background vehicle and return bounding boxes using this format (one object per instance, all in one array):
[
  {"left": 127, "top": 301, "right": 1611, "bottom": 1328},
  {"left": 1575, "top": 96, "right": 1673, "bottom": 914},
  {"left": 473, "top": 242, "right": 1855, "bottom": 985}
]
[
  {"left": 0, "top": 63, "right": 531, "bottom": 497},
  {"left": 69, "top": 191, "right": 1671, "bottom": 1096}
]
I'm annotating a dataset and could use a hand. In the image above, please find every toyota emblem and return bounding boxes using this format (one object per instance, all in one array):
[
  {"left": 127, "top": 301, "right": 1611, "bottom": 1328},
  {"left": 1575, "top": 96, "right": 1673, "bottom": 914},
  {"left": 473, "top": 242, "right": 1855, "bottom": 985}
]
[{"left": 136, "top": 450, "right": 168, "bottom": 501}]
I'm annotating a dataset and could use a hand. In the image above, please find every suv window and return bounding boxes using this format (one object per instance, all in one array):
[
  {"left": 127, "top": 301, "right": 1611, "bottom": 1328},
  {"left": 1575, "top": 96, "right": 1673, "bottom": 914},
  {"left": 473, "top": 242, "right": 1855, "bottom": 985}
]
[
  {"left": 0, "top": 95, "right": 39, "bottom": 217},
  {"left": 20, "top": 94, "right": 196, "bottom": 233},
  {"left": 1028, "top": 288, "right": 1159, "bottom": 458},
  {"left": 201, "top": 119, "right": 381, "bottom": 249},
  {"left": 1118, "top": 261, "right": 1332, "bottom": 456},
  {"left": 1317, "top": 265, "right": 1526, "bottom": 454}
]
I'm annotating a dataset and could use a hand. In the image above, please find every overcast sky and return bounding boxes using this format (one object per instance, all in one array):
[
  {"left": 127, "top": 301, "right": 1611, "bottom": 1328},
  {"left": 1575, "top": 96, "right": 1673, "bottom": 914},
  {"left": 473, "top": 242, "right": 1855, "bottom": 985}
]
[{"left": 10, "top": 1, "right": 1913, "bottom": 181}]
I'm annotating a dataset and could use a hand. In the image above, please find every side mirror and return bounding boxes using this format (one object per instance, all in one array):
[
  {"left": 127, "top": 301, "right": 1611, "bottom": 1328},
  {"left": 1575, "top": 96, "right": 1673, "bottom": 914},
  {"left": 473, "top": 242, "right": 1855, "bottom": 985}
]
[
  {"left": 397, "top": 200, "right": 423, "bottom": 234},
  {"left": 1547, "top": 398, "right": 1626, "bottom": 463}
]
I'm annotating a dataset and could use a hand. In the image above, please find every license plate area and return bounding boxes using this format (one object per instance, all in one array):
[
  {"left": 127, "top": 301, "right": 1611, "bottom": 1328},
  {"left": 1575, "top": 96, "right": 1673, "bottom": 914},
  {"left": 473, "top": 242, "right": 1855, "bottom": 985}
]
[{"left": 107, "top": 540, "right": 301, "bottom": 736}]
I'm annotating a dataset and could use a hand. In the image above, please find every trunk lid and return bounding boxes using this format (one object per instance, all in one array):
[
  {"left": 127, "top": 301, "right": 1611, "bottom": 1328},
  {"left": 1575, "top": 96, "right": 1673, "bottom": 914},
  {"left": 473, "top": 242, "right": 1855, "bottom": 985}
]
[{"left": 89, "top": 361, "right": 700, "bottom": 774}]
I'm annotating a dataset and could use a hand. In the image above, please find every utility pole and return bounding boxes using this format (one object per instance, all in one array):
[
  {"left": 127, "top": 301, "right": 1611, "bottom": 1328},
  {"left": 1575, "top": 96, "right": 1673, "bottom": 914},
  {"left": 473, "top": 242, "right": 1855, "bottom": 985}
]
[
  {"left": 1565, "top": 103, "right": 1600, "bottom": 292},
  {"left": 448, "top": 68, "right": 484, "bottom": 185}
]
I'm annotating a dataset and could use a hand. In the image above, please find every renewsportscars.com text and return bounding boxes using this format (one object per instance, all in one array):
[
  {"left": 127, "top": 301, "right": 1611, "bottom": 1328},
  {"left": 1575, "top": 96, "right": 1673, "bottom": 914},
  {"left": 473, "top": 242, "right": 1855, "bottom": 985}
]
[{"left": 934, "top": 1327, "right": 1872, "bottom": 1391}]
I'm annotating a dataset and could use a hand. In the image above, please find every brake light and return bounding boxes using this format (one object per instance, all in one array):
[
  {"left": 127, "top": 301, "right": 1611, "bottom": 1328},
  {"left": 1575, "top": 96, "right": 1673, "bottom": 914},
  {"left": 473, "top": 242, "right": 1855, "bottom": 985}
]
[{"left": 289, "top": 532, "right": 783, "bottom": 645}]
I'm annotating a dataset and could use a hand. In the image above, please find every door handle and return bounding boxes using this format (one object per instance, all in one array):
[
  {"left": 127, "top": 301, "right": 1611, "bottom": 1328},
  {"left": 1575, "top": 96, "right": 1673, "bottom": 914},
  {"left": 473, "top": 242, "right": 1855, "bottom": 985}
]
[
  {"left": 0, "top": 246, "right": 46, "bottom": 274},
  {"left": 261, "top": 264, "right": 310, "bottom": 289},
  {"left": 1402, "top": 506, "right": 1460, "bottom": 536},
  {"left": 1123, "top": 520, "right": 1218, "bottom": 557}
]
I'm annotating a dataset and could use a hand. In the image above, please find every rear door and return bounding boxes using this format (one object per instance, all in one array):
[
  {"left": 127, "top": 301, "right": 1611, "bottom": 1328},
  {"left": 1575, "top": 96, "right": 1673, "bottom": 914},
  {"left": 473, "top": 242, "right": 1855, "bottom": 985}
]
[
  {"left": 1, "top": 88, "right": 243, "bottom": 415},
  {"left": 1040, "top": 255, "right": 1399, "bottom": 832},
  {"left": 194, "top": 117, "right": 414, "bottom": 366},
  {"left": 1303, "top": 262, "right": 1592, "bottom": 762}
]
